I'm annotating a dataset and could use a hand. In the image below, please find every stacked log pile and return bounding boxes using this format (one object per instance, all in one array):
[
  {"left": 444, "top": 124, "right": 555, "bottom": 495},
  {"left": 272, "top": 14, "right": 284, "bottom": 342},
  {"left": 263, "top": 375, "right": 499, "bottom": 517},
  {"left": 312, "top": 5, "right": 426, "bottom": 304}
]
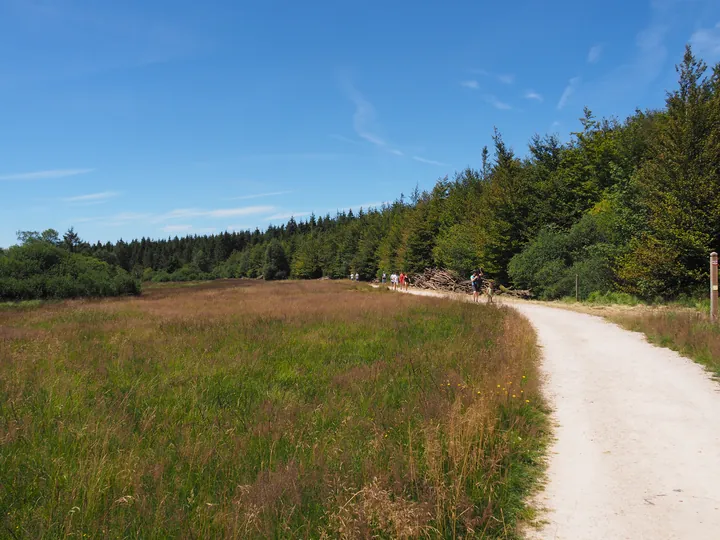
[
  {"left": 411, "top": 268, "right": 473, "bottom": 293},
  {"left": 410, "top": 268, "right": 534, "bottom": 298},
  {"left": 497, "top": 284, "right": 533, "bottom": 299}
]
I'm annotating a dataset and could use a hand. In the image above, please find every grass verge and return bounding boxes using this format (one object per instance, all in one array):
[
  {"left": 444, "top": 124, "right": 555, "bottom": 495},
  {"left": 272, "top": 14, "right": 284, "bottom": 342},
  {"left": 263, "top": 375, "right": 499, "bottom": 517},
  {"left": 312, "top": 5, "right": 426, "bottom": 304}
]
[
  {"left": 0, "top": 280, "right": 547, "bottom": 538},
  {"left": 612, "top": 310, "right": 720, "bottom": 379}
]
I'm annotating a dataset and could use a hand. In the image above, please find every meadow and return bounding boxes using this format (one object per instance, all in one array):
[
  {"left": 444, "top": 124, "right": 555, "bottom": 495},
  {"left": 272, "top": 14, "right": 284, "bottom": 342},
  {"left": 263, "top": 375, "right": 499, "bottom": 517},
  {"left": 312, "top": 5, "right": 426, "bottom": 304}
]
[{"left": 0, "top": 280, "right": 546, "bottom": 538}]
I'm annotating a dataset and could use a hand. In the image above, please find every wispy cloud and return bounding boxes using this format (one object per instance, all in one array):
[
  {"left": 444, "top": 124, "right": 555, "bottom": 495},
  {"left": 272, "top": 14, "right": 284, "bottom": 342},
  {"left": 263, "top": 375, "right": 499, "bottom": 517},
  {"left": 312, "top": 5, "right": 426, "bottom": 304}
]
[
  {"left": 162, "top": 224, "right": 193, "bottom": 233},
  {"left": 412, "top": 156, "right": 449, "bottom": 167},
  {"left": 342, "top": 79, "right": 386, "bottom": 146},
  {"left": 160, "top": 225, "right": 216, "bottom": 234},
  {"left": 226, "top": 224, "right": 252, "bottom": 231},
  {"left": 461, "top": 80, "right": 479, "bottom": 90},
  {"left": 62, "top": 191, "right": 118, "bottom": 203},
  {"left": 524, "top": 90, "right": 543, "bottom": 102},
  {"left": 470, "top": 69, "right": 514, "bottom": 85},
  {"left": 265, "top": 211, "right": 313, "bottom": 221},
  {"left": 341, "top": 77, "right": 408, "bottom": 157},
  {"left": 237, "top": 153, "right": 343, "bottom": 161},
  {"left": 0, "top": 168, "right": 94, "bottom": 181},
  {"left": 690, "top": 22, "right": 720, "bottom": 59},
  {"left": 589, "top": 2, "right": 674, "bottom": 102},
  {"left": 587, "top": 44, "right": 603, "bottom": 63},
  {"left": 159, "top": 205, "right": 276, "bottom": 221},
  {"left": 557, "top": 77, "right": 581, "bottom": 109},
  {"left": 228, "top": 191, "right": 292, "bottom": 201},
  {"left": 484, "top": 95, "right": 512, "bottom": 110},
  {"left": 329, "top": 134, "right": 359, "bottom": 144},
  {"left": 72, "top": 212, "right": 153, "bottom": 227}
]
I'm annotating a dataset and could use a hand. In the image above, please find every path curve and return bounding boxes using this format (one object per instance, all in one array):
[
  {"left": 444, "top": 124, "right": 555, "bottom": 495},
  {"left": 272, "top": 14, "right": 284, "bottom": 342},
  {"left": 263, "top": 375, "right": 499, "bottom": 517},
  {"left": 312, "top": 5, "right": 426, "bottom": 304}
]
[{"left": 396, "top": 288, "right": 720, "bottom": 539}]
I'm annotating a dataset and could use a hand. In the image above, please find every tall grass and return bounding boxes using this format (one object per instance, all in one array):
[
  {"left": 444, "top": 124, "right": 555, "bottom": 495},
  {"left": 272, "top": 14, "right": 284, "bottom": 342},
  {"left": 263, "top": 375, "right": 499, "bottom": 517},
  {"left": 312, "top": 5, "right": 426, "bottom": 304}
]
[
  {"left": 0, "top": 280, "right": 546, "bottom": 538},
  {"left": 613, "top": 310, "right": 720, "bottom": 378}
]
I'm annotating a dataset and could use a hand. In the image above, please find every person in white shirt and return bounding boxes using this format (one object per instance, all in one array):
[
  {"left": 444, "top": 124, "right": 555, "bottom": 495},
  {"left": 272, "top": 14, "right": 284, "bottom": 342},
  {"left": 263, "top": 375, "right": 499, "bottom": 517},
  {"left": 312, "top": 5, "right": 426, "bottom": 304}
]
[{"left": 390, "top": 272, "right": 398, "bottom": 290}]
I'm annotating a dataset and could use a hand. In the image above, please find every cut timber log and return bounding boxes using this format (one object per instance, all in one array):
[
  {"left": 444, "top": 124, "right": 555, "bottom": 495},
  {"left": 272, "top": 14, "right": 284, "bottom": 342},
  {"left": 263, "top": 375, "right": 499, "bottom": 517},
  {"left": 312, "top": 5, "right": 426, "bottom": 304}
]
[{"left": 497, "top": 284, "right": 533, "bottom": 299}]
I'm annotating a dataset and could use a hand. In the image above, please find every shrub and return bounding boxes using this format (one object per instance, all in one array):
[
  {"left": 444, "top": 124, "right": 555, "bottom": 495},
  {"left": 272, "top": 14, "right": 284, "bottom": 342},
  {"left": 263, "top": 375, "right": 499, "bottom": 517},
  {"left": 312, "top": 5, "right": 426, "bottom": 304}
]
[{"left": 0, "top": 243, "right": 141, "bottom": 301}]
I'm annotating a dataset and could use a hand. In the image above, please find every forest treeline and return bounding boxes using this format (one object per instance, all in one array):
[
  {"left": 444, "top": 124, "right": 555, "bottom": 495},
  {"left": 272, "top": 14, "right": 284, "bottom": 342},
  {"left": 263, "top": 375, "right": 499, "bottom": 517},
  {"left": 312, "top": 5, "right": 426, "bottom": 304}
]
[{"left": 2, "top": 47, "right": 719, "bottom": 301}]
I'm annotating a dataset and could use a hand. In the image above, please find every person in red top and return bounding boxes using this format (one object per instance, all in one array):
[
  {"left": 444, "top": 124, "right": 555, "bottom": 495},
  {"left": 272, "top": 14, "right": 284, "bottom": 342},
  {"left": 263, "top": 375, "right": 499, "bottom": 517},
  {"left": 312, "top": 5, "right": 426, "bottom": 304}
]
[{"left": 399, "top": 272, "right": 405, "bottom": 289}]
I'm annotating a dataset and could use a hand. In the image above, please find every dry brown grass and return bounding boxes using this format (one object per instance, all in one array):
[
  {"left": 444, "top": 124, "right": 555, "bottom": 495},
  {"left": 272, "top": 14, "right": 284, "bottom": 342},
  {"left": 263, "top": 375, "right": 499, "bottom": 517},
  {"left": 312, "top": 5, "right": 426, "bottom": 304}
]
[
  {"left": 612, "top": 310, "right": 720, "bottom": 378},
  {"left": 0, "top": 280, "right": 547, "bottom": 539}
]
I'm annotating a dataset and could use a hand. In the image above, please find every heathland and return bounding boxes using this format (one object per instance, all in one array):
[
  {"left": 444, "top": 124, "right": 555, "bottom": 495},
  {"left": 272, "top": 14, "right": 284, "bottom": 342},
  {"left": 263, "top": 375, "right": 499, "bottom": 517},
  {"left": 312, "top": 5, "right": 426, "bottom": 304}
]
[{"left": 0, "top": 280, "right": 546, "bottom": 538}]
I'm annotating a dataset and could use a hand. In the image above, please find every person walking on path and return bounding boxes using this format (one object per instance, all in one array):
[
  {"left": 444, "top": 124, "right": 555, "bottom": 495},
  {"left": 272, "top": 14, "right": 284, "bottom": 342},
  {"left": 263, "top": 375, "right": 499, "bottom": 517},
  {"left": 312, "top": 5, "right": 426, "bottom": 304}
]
[
  {"left": 382, "top": 272, "right": 386, "bottom": 284},
  {"left": 399, "top": 272, "right": 405, "bottom": 290},
  {"left": 403, "top": 272, "right": 410, "bottom": 291},
  {"left": 391, "top": 272, "right": 398, "bottom": 291}
]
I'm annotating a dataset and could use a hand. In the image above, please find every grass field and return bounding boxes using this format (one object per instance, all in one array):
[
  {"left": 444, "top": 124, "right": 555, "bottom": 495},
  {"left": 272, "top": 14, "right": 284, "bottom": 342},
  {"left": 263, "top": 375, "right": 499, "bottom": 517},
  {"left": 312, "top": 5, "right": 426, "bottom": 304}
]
[
  {"left": 0, "top": 280, "right": 547, "bottom": 538},
  {"left": 613, "top": 310, "right": 720, "bottom": 379}
]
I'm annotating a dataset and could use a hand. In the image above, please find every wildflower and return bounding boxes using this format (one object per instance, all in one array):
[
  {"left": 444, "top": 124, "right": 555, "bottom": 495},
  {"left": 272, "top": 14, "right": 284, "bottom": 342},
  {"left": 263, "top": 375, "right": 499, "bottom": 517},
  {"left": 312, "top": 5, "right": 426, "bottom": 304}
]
[
  {"left": 522, "top": 375, "right": 526, "bottom": 379},
  {"left": 497, "top": 384, "right": 500, "bottom": 388},
  {"left": 476, "top": 391, "right": 481, "bottom": 395},
  {"left": 525, "top": 399, "right": 530, "bottom": 403},
  {"left": 512, "top": 394, "right": 516, "bottom": 398}
]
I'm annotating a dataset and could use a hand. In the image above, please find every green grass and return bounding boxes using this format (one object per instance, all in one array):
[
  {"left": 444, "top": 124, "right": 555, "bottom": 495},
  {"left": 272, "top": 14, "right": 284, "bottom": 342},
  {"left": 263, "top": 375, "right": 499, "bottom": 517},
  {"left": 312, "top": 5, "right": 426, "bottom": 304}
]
[
  {"left": 0, "top": 299, "right": 43, "bottom": 310},
  {"left": 0, "top": 280, "right": 547, "bottom": 538}
]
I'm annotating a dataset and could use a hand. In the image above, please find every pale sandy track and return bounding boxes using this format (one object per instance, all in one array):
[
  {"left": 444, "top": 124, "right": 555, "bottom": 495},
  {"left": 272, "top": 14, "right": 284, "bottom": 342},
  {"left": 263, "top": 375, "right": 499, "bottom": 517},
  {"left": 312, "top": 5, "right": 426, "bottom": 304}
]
[{"left": 391, "top": 286, "right": 720, "bottom": 539}]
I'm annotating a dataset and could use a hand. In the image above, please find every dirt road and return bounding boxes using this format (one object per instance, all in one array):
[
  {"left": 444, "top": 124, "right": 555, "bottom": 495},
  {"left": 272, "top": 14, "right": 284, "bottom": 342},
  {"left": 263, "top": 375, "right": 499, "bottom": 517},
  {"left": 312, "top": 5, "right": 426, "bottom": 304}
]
[{"left": 396, "top": 288, "right": 720, "bottom": 539}]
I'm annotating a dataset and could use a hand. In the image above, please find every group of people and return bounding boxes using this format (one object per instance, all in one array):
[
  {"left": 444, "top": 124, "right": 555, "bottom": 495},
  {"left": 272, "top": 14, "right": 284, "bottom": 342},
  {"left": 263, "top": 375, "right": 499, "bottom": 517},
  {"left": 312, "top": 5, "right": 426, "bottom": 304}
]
[
  {"left": 382, "top": 271, "right": 410, "bottom": 291},
  {"left": 349, "top": 273, "right": 360, "bottom": 281}
]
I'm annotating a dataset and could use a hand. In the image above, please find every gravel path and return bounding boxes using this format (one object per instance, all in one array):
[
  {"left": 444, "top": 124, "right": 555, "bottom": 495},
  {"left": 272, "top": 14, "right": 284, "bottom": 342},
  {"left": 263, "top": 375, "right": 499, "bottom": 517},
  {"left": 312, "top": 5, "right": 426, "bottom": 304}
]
[{"left": 395, "top": 287, "right": 720, "bottom": 539}]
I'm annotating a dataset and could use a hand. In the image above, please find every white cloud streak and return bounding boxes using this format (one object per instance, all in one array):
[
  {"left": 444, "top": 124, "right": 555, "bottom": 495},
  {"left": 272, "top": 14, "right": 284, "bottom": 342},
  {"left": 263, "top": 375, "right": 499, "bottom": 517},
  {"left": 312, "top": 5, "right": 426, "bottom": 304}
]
[
  {"left": 690, "top": 22, "right": 720, "bottom": 59},
  {"left": 461, "top": 80, "right": 479, "bottom": 89},
  {"left": 62, "top": 191, "right": 118, "bottom": 202},
  {"left": 162, "top": 224, "right": 193, "bottom": 233},
  {"left": 342, "top": 80, "right": 386, "bottom": 146},
  {"left": 484, "top": 95, "right": 512, "bottom": 110},
  {"left": 265, "top": 212, "right": 312, "bottom": 221},
  {"left": 0, "top": 168, "right": 94, "bottom": 181},
  {"left": 587, "top": 44, "right": 603, "bottom": 63},
  {"left": 470, "top": 69, "right": 514, "bottom": 85},
  {"left": 557, "top": 77, "right": 581, "bottom": 109},
  {"left": 412, "top": 156, "right": 449, "bottom": 167},
  {"left": 228, "top": 191, "right": 292, "bottom": 201},
  {"left": 524, "top": 90, "right": 543, "bottom": 101},
  {"left": 159, "top": 205, "right": 276, "bottom": 221}
]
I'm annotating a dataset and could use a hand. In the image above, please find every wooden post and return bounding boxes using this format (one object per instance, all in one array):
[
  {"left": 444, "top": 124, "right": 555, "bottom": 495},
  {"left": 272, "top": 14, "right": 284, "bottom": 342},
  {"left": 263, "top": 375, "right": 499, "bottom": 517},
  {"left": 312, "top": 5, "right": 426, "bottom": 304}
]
[
  {"left": 575, "top": 274, "right": 579, "bottom": 302},
  {"left": 711, "top": 252, "right": 718, "bottom": 322}
]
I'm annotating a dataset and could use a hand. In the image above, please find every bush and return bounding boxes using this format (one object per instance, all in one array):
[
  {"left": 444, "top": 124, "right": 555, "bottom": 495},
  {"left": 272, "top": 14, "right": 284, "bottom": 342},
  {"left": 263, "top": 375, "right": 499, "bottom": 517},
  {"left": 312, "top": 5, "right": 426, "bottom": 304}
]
[
  {"left": 508, "top": 215, "right": 615, "bottom": 300},
  {"left": 263, "top": 240, "right": 290, "bottom": 280},
  {"left": 586, "top": 291, "right": 642, "bottom": 305},
  {"left": 0, "top": 243, "right": 141, "bottom": 301}
]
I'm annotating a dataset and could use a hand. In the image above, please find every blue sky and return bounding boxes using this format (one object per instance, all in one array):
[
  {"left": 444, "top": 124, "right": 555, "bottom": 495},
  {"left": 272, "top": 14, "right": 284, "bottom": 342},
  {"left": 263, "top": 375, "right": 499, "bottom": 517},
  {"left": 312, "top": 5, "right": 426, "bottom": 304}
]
[{"left": 2, "top": 0, "right": 720, "bottom": 247}]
